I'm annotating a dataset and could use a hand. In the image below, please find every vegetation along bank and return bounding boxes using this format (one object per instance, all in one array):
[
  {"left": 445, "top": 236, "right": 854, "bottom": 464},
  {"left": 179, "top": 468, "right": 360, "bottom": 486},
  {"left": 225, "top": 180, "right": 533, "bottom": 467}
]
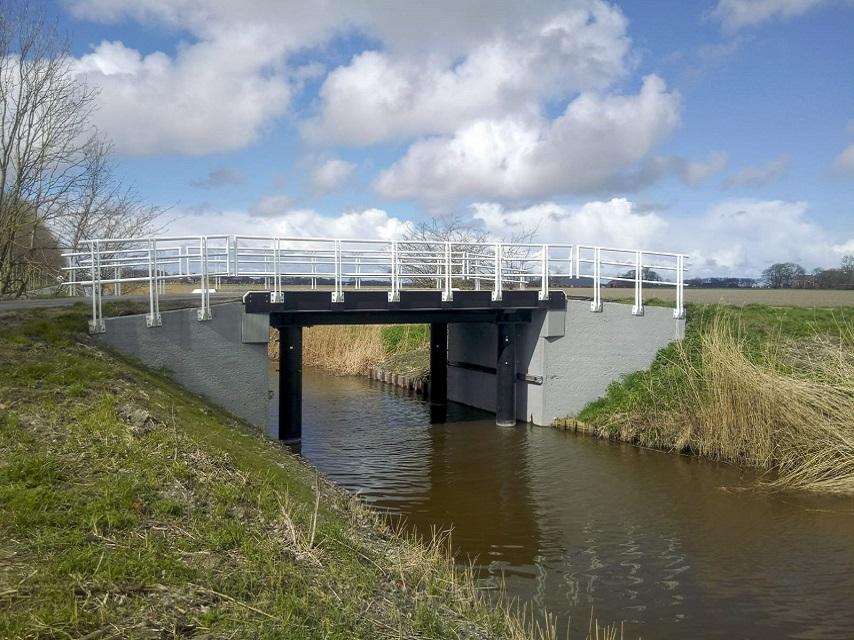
[
  {"left": 0, "top": 304, "right": 566, "bottom": 639},
  {"left": 578, "top": 303, "right": 854, "bottom": 493}
]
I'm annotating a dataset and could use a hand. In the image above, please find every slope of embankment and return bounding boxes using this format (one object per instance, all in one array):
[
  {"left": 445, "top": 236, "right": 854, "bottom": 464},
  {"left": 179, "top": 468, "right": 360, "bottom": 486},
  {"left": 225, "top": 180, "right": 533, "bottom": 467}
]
[
  {"left": 0, "top": 304, "right": 544, "bottom": 639},
  {"left": 576, "top": 303, "right": 854, "bottom": 493}
]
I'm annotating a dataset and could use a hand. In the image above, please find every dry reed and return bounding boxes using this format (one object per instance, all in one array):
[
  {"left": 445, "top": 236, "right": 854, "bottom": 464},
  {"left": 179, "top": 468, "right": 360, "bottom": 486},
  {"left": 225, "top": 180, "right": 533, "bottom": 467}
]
[
  {"left": 660, "top": 318, "right": 854, "bottom": 492},
  {"left": 271, "top": 324, "right": 428, "bottom": 376}
]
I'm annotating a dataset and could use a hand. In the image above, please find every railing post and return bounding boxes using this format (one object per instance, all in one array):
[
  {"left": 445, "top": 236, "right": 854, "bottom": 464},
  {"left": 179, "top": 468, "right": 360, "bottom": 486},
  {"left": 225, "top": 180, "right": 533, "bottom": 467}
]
[
  {"left": 311, "top": 256, "right": 317, "bottom": 290},
  {"left": 590, "top": 246, "right": 603, "bottom": 312},
  {"left": 88, "top": 242, "right": 105, "bottom": 334},
  {"left": 145, "top": 239, "right": 162, "bottom": 327},
  {"left": 493, "top": 242, "right": 502, "bottom": 301},
  {"left": 198, "top": 236, "right": 212, "bottom": 321},
  {"left": 333, "top": 240, "right": 343, "bottom": 303},
  {"left": 674, "top": 254, "right": 686, "bottom": 319},
  {"left": 389, "top": 240, "right": 399, "bottom": 302},
  {"left": 273, "top": 237, "right": 281, "bottom": 303},
  {"left": 443, "top": 242, "right": 452, "bottom": 301},
  {"left": 540, "top": 244, "right": 549, "bottom": 300},
  {"left": 632, "top": 250, "right": 644, "bottom": 316}
]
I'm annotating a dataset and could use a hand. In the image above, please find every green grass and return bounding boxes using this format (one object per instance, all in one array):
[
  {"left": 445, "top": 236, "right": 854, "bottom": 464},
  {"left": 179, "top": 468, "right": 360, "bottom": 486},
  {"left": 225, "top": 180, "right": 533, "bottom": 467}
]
[
  {"left": 576, "top": 304, "right": 854, "bottom": 489},
  {"left": 380, "top": 324, "right": 429, "bottom": 355},
  {"left": 0, "top": 307, "right": 538, "bottom": 639},
  {"left": 580, "top": 303, "right": 854, "bottom": 427}
]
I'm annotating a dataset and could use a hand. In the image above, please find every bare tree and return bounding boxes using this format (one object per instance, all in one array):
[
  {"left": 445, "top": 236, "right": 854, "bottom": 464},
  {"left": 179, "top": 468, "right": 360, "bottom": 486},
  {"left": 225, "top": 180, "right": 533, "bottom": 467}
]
[
  {"left": 0, "top": 2, "right": 163, "bottom": 297},
  {"left": 399, "top": 213, "right": 536, "bottom": 290}
]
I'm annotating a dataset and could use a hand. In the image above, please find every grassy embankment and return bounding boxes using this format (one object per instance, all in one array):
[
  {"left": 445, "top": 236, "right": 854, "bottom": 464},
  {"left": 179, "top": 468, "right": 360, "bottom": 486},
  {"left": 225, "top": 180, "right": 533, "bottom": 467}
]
[
  {"left": 0, "top": 304, "right": 562, "bottom": 639},
  {"left": 578, "top": 303, "right": 854, "bottom": 493}
]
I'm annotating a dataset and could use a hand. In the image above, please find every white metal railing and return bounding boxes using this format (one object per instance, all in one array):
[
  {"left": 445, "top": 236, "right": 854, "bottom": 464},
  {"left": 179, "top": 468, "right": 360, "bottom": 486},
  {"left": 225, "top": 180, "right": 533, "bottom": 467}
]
[{"left": 61, "top": 235, "right": 688, "bottom": 333}]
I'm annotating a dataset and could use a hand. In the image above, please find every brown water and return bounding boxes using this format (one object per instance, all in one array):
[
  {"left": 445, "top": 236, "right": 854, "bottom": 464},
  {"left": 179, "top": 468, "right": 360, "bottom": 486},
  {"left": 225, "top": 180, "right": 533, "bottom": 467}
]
[{"left": 274, "top": 367, "right": 854, "bottom": 639}]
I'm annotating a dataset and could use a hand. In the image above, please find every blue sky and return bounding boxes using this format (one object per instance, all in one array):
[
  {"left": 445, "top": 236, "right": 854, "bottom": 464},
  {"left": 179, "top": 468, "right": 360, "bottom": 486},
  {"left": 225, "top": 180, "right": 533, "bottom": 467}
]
[{"left": 52, "top": 0, "right": 854, "bottom": 276}]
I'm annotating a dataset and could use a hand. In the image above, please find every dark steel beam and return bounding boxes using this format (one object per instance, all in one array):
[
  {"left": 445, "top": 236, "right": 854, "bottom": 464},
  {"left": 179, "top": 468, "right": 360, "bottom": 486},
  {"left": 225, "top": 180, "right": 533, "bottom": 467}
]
[
  {"left": 496, "top": 323, "right": 517, "bottom": 426},
  {"left": 429, "top": 323, "right": 447, "bottom": 423},
  {"left": 278, "top": 325, "right": 302, "bottom": 442},
  {"left": 270, "top": 309, "right": 532, "bottom": 327}
]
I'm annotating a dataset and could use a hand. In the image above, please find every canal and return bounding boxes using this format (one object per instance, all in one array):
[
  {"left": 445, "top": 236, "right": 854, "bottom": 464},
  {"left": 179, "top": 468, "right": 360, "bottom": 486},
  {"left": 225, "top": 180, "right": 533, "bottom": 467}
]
[{"left": 275, "top": 367, "right": 854, "bottom": 639}]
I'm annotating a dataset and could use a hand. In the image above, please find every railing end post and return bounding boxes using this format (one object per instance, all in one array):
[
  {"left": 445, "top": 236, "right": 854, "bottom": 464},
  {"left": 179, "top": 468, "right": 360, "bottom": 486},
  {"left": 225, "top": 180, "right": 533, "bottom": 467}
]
[{"left": 88, "top": 319, "right": 106, "bottom": 334}]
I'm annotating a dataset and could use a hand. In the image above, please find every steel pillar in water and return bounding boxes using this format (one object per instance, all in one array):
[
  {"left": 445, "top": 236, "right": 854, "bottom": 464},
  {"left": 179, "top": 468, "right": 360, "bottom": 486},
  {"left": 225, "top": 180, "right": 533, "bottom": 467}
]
[
  {"left": 278, "top": 325, "right": 302, "bottom": 442},
  {"left": 496, "top": 323, "right": 517, "bottom": 426},
  {"left": 429, "top": 323, "right": 447, "bottom": 423}
]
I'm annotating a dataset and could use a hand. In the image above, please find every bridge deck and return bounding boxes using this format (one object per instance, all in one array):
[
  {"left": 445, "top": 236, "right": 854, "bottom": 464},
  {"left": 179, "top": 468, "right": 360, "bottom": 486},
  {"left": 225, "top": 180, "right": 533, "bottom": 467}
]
[{"left": 244, "top": 289, "right": 566, "bottom": 326}]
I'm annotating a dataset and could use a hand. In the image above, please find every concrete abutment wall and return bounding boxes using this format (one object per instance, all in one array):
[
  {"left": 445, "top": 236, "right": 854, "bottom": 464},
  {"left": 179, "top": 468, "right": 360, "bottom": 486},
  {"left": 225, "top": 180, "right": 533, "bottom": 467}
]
[
  {"left": 448, "top": 299, "right": 685, "bottom": 425},
  {"left": 96, "top": 302, "right": 270, "bottom": 430}
]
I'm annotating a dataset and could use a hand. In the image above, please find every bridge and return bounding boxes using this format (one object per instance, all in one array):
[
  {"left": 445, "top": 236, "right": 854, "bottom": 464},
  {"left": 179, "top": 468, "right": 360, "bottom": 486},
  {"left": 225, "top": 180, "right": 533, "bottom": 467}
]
[{"left": 64, "top": 235, "right": 688, "bottom": 440}]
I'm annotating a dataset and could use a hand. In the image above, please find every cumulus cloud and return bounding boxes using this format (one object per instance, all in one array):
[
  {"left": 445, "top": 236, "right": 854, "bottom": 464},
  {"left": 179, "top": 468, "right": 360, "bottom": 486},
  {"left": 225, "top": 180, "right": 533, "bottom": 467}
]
[
  {"left": 375, "top": 75, "right": 680, "bottom": 202},
  {"left": 74, "top": 40, "right": 290, "bottom": 155},
  {"left": 612, "top": 152, "right": 728, "bottom": 190},
  {"left": 168, "top": 203, "right": 412, "bottom": 240},
  {"left": 310, "top": 159, "right": 356, "bottom": 194},
  {"left": 469, "top": 198, "right": 853, "bottom": 276},
  {"left": 724, "top": 155, "right": 791, "bottom": 188},
  {"left": 303, "top": 2, "right": 632, "bottom": 145},
  {"left": 711, "top": 0, "right": 829, "bottom": 31},
  {"left": 471, "top": 199, "right": 668, "bottom": 251},
  {"left": 191, "top": 167, "right": 245, "bottom": 188}
]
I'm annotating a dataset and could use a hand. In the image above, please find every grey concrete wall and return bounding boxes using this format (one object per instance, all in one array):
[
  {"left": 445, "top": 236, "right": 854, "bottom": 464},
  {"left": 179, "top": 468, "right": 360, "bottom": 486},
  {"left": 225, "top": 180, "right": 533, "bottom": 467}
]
[
  {"left": 97, "top": 302, "right": 269, "bottom": 429},
  {"left": 448, "top": 300, "right": 685, "bottom": 425}
]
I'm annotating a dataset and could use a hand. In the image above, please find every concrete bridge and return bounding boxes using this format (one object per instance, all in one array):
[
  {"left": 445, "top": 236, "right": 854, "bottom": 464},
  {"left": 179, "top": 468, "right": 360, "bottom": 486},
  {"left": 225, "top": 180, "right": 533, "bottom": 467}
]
[{"left": 65, "top": 235, "right": 687, "bottom": 441}]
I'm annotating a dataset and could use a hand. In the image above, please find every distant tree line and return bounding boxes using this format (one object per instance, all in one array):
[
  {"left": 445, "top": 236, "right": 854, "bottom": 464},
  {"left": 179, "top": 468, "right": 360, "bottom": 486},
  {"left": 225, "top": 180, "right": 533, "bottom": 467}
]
[{"left": 761, "top": 256, "right": 854, "bottom": 289}]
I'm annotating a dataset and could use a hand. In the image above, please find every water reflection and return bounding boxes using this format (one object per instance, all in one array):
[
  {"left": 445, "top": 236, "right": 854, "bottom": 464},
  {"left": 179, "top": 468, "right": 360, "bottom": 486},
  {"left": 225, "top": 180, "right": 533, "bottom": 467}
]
[{"left": 272, "top": 366, "right": 854, "bottom": 639}]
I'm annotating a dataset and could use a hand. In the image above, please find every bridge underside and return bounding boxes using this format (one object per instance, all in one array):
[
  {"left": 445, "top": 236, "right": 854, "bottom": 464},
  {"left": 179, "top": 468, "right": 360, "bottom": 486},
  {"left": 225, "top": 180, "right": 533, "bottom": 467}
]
[{"left": 245, "top": 289, "right": 567, "bottom": 441}]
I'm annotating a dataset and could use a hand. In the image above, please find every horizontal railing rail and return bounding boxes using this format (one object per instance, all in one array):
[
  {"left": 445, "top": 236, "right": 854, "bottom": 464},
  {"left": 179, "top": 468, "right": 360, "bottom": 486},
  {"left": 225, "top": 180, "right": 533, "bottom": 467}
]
[{"left": 61, "top": 235, "right": 687, "bottom": 333}]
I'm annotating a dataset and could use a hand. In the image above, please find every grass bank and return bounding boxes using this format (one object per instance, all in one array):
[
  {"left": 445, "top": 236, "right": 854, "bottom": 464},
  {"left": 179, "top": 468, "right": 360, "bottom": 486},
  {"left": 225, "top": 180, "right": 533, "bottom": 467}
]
[
  {"left": 271, "top": 324, "right": 430, "bottom": 378},
  {"left": 0, "top": 305, "right": 551, "bottom": 639},
  {"left": 578, "top": 304, "right": 854, "bottom": 493}
]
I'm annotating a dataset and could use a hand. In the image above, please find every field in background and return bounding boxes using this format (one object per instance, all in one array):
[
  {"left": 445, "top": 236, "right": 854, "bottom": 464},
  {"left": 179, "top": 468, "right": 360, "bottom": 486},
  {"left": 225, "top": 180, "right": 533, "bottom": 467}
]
[{"left": 565, "top": 287, "right": 854, "bottom": 306}]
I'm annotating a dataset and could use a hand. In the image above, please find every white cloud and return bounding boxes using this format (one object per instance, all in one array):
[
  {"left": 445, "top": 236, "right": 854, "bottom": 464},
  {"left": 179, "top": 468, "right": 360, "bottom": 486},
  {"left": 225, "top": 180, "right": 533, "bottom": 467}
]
[
  {"left": 833, "top": 143, "right": 854, "bottom": 176},
  {"left": 471, "top": 199, "right": 669, "bottom": 251},
  {"left": 724, "top": 155, "right": 791, "bottom": 188},
  {"left": 310, "top": 159, "right": 356, "bottom": 195},
  {"left": 375, "top": 75, "right": 680, "bottom": 202},
  {"left": 469, "top": 198, "right": 853, "bottom": 276},
  {"left": 74, "top": 39, "right": 290, "bottom": 155},
  {"left": 711, "top": 0, "right": 829, "bottom": 31},
  {"left": 303, "top": 2, "right": 632, "bottom": 145},
  {"left": 690, "top": 199, "right": 852, "bottom": 274},
  {"left": 168, "top": 203, "right": 413, "bottom": 240}
]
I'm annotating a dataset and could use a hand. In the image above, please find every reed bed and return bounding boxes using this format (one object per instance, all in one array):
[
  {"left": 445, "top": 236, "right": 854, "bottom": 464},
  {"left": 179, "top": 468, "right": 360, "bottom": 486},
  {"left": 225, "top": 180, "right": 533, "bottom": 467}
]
[
  {"left": 580, "top": 305, "right": 854, "bottom": 494},
  {"left": 271, "top": 324, "right": 429, "bottom": 376}
]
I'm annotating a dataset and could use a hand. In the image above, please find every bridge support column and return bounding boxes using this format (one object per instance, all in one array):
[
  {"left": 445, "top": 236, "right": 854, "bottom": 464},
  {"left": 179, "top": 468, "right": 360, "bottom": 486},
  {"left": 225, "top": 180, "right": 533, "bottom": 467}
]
[
  {"left": 429, "top": 323, "right": 447, "bottom": 423},
  {"left": 278, "top": 325, "right": 302, "bottom": 442},
  {"left": 496, "top": 323, "right": 517, "bottom": 426}
]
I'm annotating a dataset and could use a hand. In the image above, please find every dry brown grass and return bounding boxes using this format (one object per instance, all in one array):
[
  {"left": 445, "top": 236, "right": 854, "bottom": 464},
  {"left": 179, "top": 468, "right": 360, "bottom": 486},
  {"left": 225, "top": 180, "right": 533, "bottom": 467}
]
[
  {"left": 270, "top": 324, "right": 429, "bottom": 376},
  {"left": 672, "top": 319, "right": 854, "bottom": 492},
  {"left": 303, "top": 325, "right": 388, "bottom": 375}
]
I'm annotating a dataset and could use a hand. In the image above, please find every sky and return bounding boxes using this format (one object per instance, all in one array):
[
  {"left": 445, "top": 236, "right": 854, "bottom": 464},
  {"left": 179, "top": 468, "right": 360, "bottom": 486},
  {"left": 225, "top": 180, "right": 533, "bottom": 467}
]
[{"left": 47, "top": 0, "right": 854, "bottom": 277}]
